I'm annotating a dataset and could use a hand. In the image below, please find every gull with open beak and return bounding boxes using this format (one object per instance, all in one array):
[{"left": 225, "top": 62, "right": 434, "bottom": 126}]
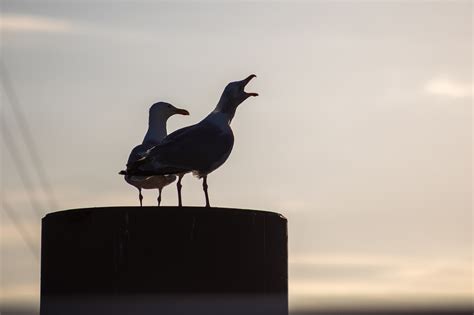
[
  {"left": 122, "top": 74, "right": 258, "bottom": 207},
  {"left": 124, "top": 102, "right": 189, "bottom": 206}
]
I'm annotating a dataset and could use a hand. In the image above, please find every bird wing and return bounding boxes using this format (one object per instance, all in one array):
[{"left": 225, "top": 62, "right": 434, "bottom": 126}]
[
  {"left": 161, "top": 124, "right": 195, "bottom": 145},
  {"left": 136, "top": 122, "right": 234, "bottom": 175},
  {"left": 126, "top": 143, "right": 155, "bottom": 165}
]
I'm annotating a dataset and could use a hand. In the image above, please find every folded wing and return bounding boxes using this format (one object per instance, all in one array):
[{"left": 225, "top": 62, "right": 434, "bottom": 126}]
[{"left": 129, "top": 122, "right": 234, "bottom": 176}]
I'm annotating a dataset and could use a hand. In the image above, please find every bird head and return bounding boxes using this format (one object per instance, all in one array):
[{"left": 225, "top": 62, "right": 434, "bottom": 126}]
[
  {"left": 149, "top": 102, "right": 190, "bottom": 120},
  {"left": 217, "top": 75, "right": 258, "bottom": 113},
  {"left": 223, "top": 74, "right": 258, "bottom": 105}
]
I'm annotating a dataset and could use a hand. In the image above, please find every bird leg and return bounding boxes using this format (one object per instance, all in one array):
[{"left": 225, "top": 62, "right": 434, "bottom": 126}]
[
  {"left": 157, "top": 188, "right": 162, "bottom": 207},
  {"left": 138, "top": 188, "right": 143, "bottom": 207},
  {"left": 177, "top": 174, "right": 184, "bottom": 207},
  {"left": 203, "top": 176, "right": 210, "bottom": 208}
]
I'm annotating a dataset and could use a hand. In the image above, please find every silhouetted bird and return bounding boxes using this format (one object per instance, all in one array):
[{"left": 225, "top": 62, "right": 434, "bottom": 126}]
[
  {"left": 124, "top": 102, "right": 189, "bottom": 206},
  {"left": 123, "top": 75, "right": 258, "bottom": 207}
]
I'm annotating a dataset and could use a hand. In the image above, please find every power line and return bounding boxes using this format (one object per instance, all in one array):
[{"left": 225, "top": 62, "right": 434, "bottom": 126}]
[
  {"left": 1, "top": 120, "right": 45, "bottom": 219},
  {"left": 1, "top": 200, "right": 40, "bottom": 262},
  {"left": 0, "top": 61, "right": 59, "bottom": 210}
]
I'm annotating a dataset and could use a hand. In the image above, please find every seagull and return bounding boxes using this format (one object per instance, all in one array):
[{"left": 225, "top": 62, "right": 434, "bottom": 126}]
[
  {"left": 124, "top": 102, "right": 189, "bottom": 206},
  {"left": 123, "top": 74, "right": 258, "bottom": 207}
]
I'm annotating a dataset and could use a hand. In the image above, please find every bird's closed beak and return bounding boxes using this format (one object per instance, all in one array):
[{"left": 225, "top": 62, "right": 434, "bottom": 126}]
[
  {"left": 241, "top": 74, "right": 258, "bottom": 97},
  {"left": 175, "top": 108, "right": 190, "bottom": 115}
]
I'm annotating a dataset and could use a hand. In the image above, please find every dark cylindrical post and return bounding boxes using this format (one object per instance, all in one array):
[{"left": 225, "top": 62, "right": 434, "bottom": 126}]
[{"left": 40, "top": 207, "right": 288, "bottom": 315}]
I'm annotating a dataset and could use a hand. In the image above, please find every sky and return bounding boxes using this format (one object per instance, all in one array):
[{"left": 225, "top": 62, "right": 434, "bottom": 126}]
[{"left": 0, "top": 0, "right": 472, "bottom": 311}]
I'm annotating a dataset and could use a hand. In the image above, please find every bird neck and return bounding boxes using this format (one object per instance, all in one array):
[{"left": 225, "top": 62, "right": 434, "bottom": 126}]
[
  {"left": 214, "top": 98, "right": 237, "bottom": 124},
  {"left": 143, "top": 115, "right": 168, "bottom": 144}
]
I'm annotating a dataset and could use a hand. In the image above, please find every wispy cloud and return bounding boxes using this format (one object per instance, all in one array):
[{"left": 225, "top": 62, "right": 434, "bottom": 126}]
[
  {"left": 1, "top": 13, "right": 156, "bottom": 43},
  {"left": 0, "top": 283, "right": 39, "bottom": 306},
  {"left": 424, "top": 77, "right": 473, "bottom": 98},
  {"left": 289, "top": 253, "right": 472, "bottom": 309},
  {"left": 1, "top": 14, "right": 75, "bottom": 33}
]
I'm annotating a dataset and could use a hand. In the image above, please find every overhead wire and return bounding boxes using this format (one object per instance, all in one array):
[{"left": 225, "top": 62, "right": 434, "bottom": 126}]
[
  {"left": 0, "top": 60, "right": 44, "bottom": 267},
  {"left": 1, "top": 200, "right": 40, "bottom": 262},
  {"left": 1, "top": 120, "right": 45, "bottom": 219},
  {"left": 1, "top": 60, "right": 59, "bottom": 210}
]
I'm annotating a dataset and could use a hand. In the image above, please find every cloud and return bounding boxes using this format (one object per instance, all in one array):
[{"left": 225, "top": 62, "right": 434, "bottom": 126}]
[
  {"left": 0, "top": 13, "right": 157, "bottom": 44},
  {"left": 288, "top": 253, "right": 472, "bottom": 309},
  {"left": 1, "top": 14, "right": 75, "bottom": 33},
  {"left": 0, "top": 219, "right": 40, "bottom": 248},
  {"left": 424, "top": 77, "right": 473, "bottom": 98},
  {"left": 0, "top": 283, "right": 39, "bottom": 307}
]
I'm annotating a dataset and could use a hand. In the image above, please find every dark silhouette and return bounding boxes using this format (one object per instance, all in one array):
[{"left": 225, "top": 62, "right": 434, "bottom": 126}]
[
  {"left": 40, "top": 207, "right": 287, "bottom": 315},
  {"left": 121, "top": 74, "right": 258, "bottom": 207},
  {"left": 123, "top": 102, "right": 189, "bottom": 207}
]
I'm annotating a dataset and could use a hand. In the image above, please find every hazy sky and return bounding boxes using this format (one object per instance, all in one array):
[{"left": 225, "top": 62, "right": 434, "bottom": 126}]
[{"left": 1, "top": 0, "right": 472, "bottom": 311}]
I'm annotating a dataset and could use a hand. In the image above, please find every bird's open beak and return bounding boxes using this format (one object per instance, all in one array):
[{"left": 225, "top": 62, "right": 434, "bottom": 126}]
[
  {"left": 175, "top": 108, "right": 190, "bottom": 115},
  {"left": 242, "top": 74, "right": 258, "bottom": 97}
]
